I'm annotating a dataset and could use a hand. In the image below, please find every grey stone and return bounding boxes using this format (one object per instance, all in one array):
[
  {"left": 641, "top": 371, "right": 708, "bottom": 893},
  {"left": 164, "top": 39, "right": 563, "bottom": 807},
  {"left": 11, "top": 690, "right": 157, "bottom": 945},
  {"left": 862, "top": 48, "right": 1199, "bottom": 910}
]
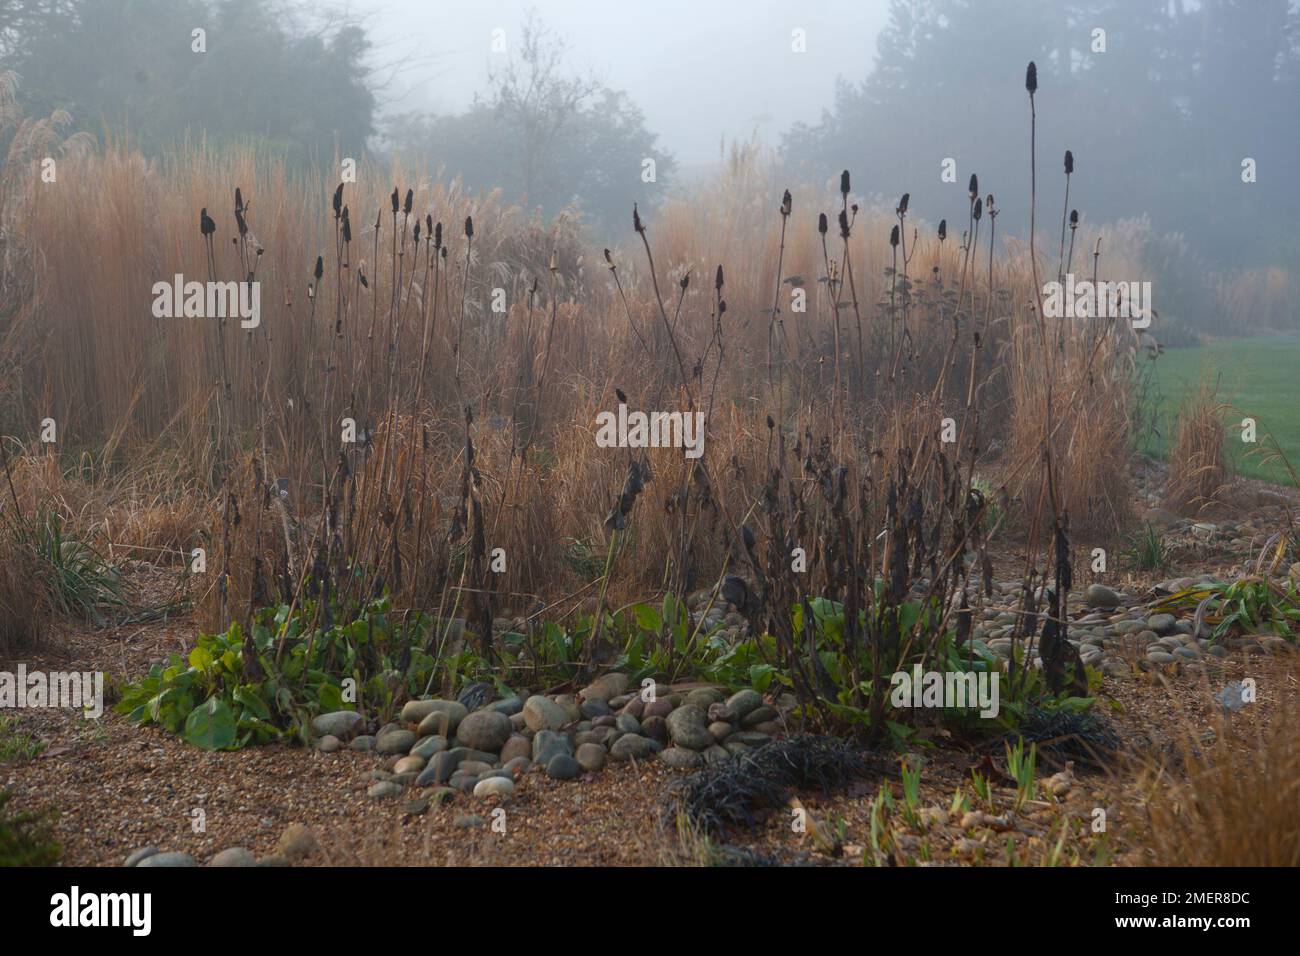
[
  {"left": 124, "top": 846, "right": 160, "bottom": 867},
  {"left": 532, "top": 730, "right": 573, "bottom": 766},
  {"left": 609, "top": 733, "right": 660, "bottom": 761},
  {"left": 137, "top": 852, "right": 197, "bottom": 868},
  {"left": 375, "top": 729, "right": 417, "bottom": 755},
  {"left": 456, "top": 710, "right": 512, "bottom": 752},
  {"left": 1085, "top": 583, "right": 1121, "bottom": 608},
  {"left": 523, "top": 695, "right": 571, "bottom": 732},
  {"left": 208, "top": 847, "right": 257, "bottom": 867},
  {"left": 312, "top": 710, "right": 364, "bottom": 739},
  {"left": 659, "top": 747, "right": 704, "bottom": 769},
  {"left": 666, "top": 704, "right": 712, "bottom": 750},
  {"left": 546, "top": 754, "right": 582, "bottom": 780},
  {"left": 576, "top": 742, "right": 607, "bottom": 772},
  {"left": 473, "top": 776, "right": 515, "bottom": 798}
]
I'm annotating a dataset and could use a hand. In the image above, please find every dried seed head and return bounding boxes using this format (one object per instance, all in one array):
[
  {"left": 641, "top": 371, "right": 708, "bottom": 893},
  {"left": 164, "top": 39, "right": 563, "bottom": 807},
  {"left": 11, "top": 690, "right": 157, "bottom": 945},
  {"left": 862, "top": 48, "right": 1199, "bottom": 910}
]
[
  {"left": 818, "top": 212, "right": 828, "bottom": 235},
  {"left": 986, "top": 193, "right": 995, "bottom": 213},
  {"left": 404, "top": 188, "right": 413, "bottom": 215},
  {"left": 633, "top": 203, "right": 644, "bottom": 234},
  {"left": 973, "top": 197, "right": 983, "bottom": 221},
  {"left": 341, "top": 206, "right": 351, "bottom": 243},
  {"left": 679, "top": 273, "right": 689, "bottom": 290},
  {"left": 1026, "top": 61, "right": 1037, "bottom": 94},
  {"left": 464, "top": 215, "right": 473, "bottom": 240},
  {"left": 1069, "top": 209, "right": 1079, "bottom": 228},
  {"left": 313, "top": 255, "right": 323, "bottom": 281},
  {"left": 890, "top": 224, "right": 899, "bottom": 247},
  {"left": 715, "top": 265, "right": 724, "bottom": 290},
  {"left": 615, "top": 386, "right": 627, "bottom": 404},
  {"left": 781, "top": 189, "right": 792, "bottom": 216},
  {"left": 840, "top": 170, "right": 850, "bottom": 195},
  {"left": 390, "top": 187, "right": 399, "bottom": 214},
  {"left": 434, "top": 221, "right": 442, "bottom": 250},
  {"left": 968, "top": 174, "right": 979, "bottom": 200},
  {"left": 414, "top": 220, "right": 421, "bottom": 243},
  {"left": 838, "top": 209, "right": 850, "bottom": 238},
  {"left": 1064, "top": 149, "right": 1074, "bottom": 175},
  {"left": 426, "top": 213, "right": 433, "bottom": 236},
  {"left": 200, "top": 207, "right": 215, "bottom": 236},
  {"left": 234, "top": 187, "right": 244, "bottom": 214},
  {"left": 604, "top": 247, "right": 613, "bottom": 267},
  {"left": 897, "top": 192, "right": 909, "bottom": 215},
  {"left": 938, "top": 219, "right": 947, "bottom": 241},
  {"left": 332, "top": 183, "right": 343, "bottom": 219}
]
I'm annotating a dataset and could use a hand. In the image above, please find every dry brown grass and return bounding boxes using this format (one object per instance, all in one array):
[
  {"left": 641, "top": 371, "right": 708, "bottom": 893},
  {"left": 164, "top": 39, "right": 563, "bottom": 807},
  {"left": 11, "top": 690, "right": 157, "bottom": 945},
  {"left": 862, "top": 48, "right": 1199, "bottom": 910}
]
[
  {"left": 1, "top": 87, "right": 1163, "bottom": 642},
  {"left": 1136, "top": 657, "right": 1300, "bottom": 866},
  {"left": 1162, "top": 381, "right": 1227, "bottom": 515}
]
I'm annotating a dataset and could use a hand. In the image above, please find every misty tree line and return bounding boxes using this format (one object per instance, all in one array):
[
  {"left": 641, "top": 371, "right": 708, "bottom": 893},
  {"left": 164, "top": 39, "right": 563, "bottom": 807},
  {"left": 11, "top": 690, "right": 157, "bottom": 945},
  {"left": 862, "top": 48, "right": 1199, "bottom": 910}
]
[{"left": 3, "top": 0, "right": 1297, "bottom": 305}]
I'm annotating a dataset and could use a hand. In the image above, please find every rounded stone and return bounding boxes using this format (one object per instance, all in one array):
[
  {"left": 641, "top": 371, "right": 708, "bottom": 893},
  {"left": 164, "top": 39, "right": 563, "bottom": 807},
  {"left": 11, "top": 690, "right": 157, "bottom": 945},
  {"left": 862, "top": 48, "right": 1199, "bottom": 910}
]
[
  {"left": 316, "top": 734, "right": 341, "bottom": 753},
  {"left": 546, "top": 753, "right": 582, "bottom": 780},
  {"left": 609, "top": 733, "right": 659, "bottom": 761},
  {"left": 137, "top": 851, "right": 197, "bottom": 868},
  {"left": 375, "top": 729, "right": 418, "bottom": 755},
  {"left": 473, "top": 776, "right": 515, "bottom": 798},
  {"left": 575, "top": 742, "right": 607, "bottom": 772},
  {"left": 523, "top": 695, "right": 571, "bottom": 732},
  {"left": 208, "top": 847, "right": 257, "bottom": 867},
  {"left": 311, "top": 710, "right": 364, "bottom": 739},
  {"left": 456, "top": 710, "right": 512, "bottom": 752},
  {"left": 393, "top": 755, "right": 426, "bottom": 775},
  {"left": 665, "top": 704, "right": 712, "bottom": 750},
  {"left": 659, "top": 746, "right": 704, "bottom": 770}
]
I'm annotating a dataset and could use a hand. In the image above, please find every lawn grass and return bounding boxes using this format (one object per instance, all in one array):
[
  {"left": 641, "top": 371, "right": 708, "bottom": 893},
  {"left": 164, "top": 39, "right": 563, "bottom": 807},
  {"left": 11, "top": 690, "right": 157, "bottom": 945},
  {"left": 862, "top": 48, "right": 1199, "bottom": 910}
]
[{"left": 1139, "top": 335, "right": 1300, "bottom": 486}]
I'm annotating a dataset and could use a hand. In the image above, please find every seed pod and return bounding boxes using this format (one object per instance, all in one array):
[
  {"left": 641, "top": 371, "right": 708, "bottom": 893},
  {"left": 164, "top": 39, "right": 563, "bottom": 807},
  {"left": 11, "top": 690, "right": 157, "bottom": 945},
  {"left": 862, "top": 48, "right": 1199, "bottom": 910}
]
[
  {"left": 404, "top": 188, "right": 413, "bottom": 215},
  {"left": 434, "top": 221, "right": 442, "bottom": 250},
  {"left": 818, "top": 212, "right": 828, "bottom": 235},
  {"left": 890, "top": 224, "right": 899, "bottom": 247},
  {"left": 679, "top": 273, "right": 689, "bottom": 290},
  {"left": 897, "top": 192, "right": 909, "bottom": 215},
  {"left": 840, "top": 170, "right": 850, "bottom": 195},
  {"left": 313, "top": 255, "right": 323, "bottom": 281},
  {"left": 715, "top": 265, "right": 724, "bottom": 290},
  {"left": 781, "top": 189, "right": 792, "bottom": 216},
  {"left": 342, "top": 207, "right": 351, "bottom": 243},
  {"left": 938, "top": 219, "right": 947, "bottom": 241},
  {"left": 414, "top": 220, "right": 421, "bottom": 243},
  {"left": 973, "top": 197, "right": 983, "bottom": 221},
  {"left": 604, "top": 248, "right": 613, "bottom": 267},
  {"left": 968, "top": 174, "right": 978, "bottom": 200},
  {"left": 838, "top": 209, "right": 849, "bottom": 238},
  {"left": 332, "top": 183, "right": 344, "bottom": 218},
  {"left": 1064, "top": 149, "right": 1074, "bottom": 175},
  {"left": 1069, "top": 209, "right": 1079, "bottom": 228},
  {"left": 464, "top": 215, "right": 473, "bottom": 240},
  {"left": 633, "top": 203, "right": 644, "bottom": 234},
  {"left": 426, "top": 213, "right": 433, "bottom": 236},
  {"left": 234, "top": 187, "right": 244, "bottom": 214},
  {"left": 1026, "top": 61, "right": 1037, "bottom": 94},
  {"left": 390, "top": 187, "right": 399, "bottom": 214},
  {"left": 200, "top": 208, "right": 215, "bottom": 236}
]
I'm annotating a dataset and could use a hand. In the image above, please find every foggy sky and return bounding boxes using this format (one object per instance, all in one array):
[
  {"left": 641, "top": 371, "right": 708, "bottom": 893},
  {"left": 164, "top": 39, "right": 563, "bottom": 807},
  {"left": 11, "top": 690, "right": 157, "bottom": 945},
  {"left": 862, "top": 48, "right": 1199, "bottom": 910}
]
[{"left": 355, "top": 0, "right": 891, "bottom": 167}]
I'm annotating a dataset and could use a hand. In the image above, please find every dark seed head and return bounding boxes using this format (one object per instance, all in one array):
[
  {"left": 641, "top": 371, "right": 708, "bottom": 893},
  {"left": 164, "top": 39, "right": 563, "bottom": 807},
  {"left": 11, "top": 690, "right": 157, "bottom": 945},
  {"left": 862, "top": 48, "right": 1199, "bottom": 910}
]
[
  {"left": 938, "top": 219, "right": 947, "bottom": 241},
  {"left": 1064, "top": 149, "right": 1074, "bottom": 175},
  {"left": 890, "top": 224, "right": 899, "bottom": 247},
  {"left": 633, "top": 203, "right": 644, "bottom": 234},
  {"left": 973, "top": 197, "right": 983, "bottom": 221},
  {"left": 839, "top": 170, "right": 850, "bottom": 196},
  {"left": 434, "top": 222, "right": 442, "bottom": 250},
  {"left": 332, "top": 183, "right": 343, "bottom": 218},
  {"left": 313, "top": 255, "right": 323, "bottom": 281},
  {"left": 1069, "top": 209, "right": 1079, "bottom": 227},
  {"left": 464, "top": 215, "right": 473, "bottom": 240},
  {"left": 897, "top": 192, "right": 909, "bottom": 215},
  {"left": 818, "top": 213, "right": 828, "bottom": 235},
  {"left": 838, "top": 209, "right": 849, "bottom": 238},
  {"left": 404, "top": 188, "right": 413, "bottom": 215},
  {"left": 781, "top": 189, "right": 792, "bottom": 216},
  {"left": 390, "top": 188, "right": 399, "bottom": 214},
  {"left": 1026, "top": 61, "right": 1037, "bottom": 94},
  {"left": 715, "top": 265, "right": 724, "bottom": 290},
  {"left": 968, "top": 174, "right": 979, "bottom": 200}
]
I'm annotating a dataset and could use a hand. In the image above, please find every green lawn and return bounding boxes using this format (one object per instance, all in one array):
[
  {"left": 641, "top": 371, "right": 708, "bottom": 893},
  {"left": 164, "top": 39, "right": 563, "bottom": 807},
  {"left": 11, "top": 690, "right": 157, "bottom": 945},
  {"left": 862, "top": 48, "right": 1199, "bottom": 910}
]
[{"left": 1138, "top": 335, "right": 1300, "bottom": 486}]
